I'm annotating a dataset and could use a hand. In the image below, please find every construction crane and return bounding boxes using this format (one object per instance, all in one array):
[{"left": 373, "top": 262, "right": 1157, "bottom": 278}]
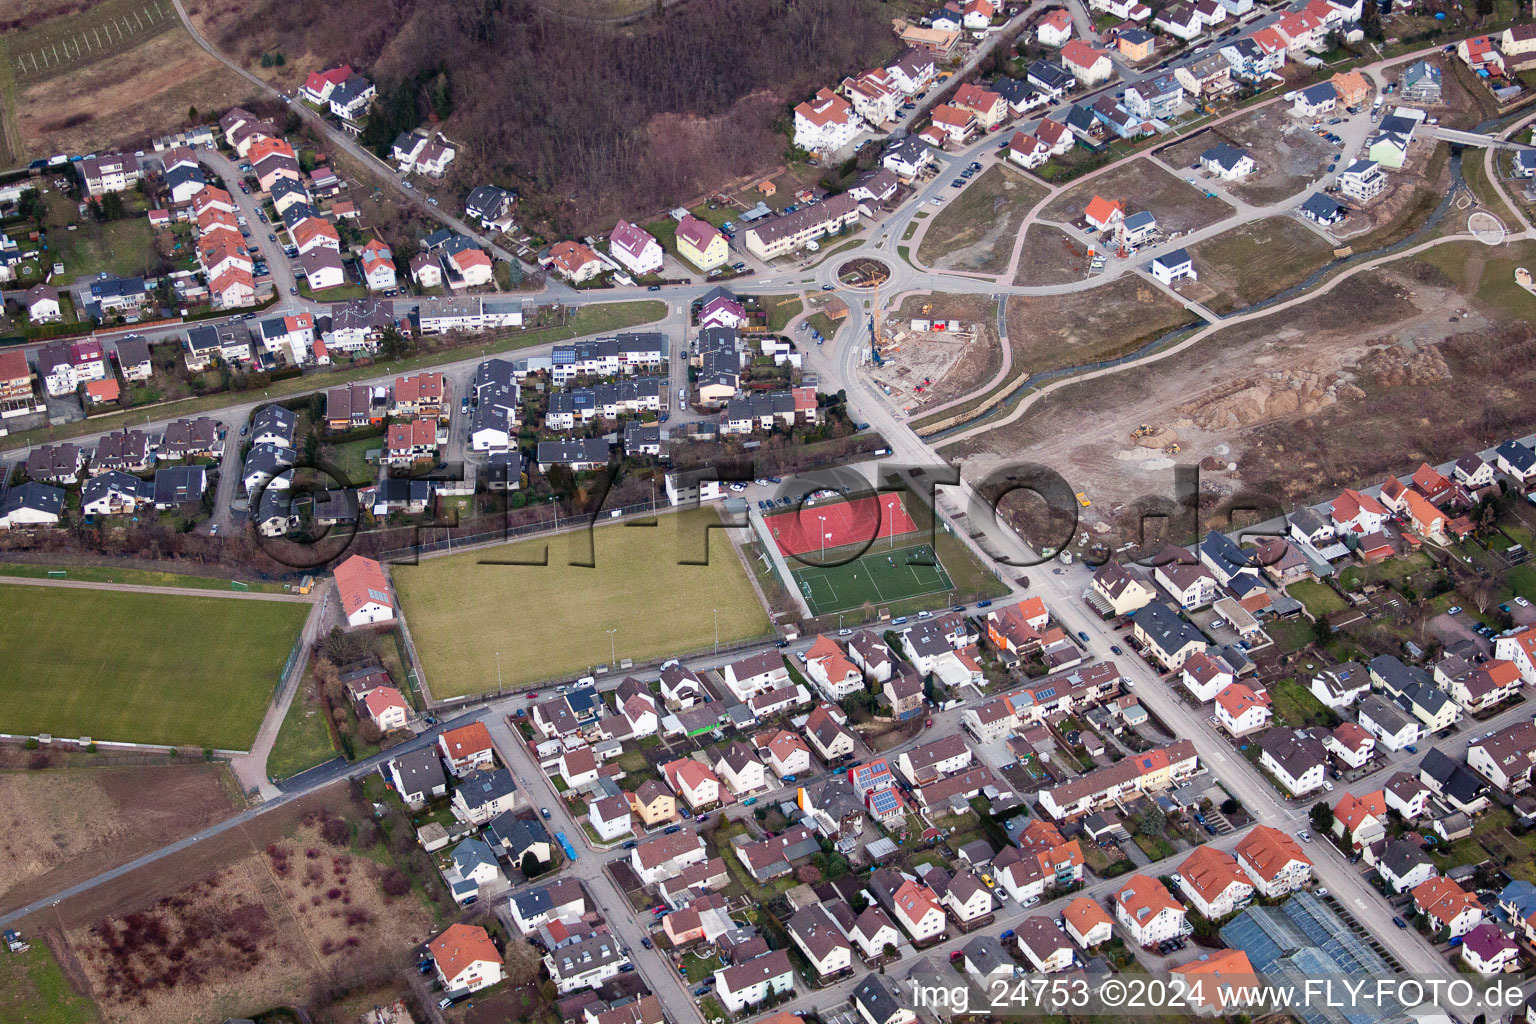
[{"left": 868, "top": 279, "right": 886, "bottom": 368}]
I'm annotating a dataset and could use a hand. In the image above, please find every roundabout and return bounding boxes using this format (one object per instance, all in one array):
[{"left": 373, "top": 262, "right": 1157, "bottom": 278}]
[{"left": 836, "top": 257, "right": 891, "bottom": 289}]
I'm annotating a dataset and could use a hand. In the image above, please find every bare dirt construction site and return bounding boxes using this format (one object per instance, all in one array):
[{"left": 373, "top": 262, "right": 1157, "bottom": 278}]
[
  {"left": 915, "top": 164, "right": 1047, "bottom": 274},
  {"left": 1040, "top": 157, "right": 1234, "bottom": 235},
  {"left": 0, "top": 757, "right": 241, "bottom": 916},
  {"left": 1004, "top": 276, "right": 1198, "bottom": 379},
  {"left": 1013, "top": 223, "right": 1093, "bottom": 286},
  {"left": 41, "top": 786, "right": 437, "bottom": 1024},
  {"left": 1181, "top": 216, "right": 1338, "bottom": 313},
  {"left": 1159, "top": 104, "right": 1336, "bottom": 206},
  {"left": 17, "top": 22, "right": 257, "bottom": 157},
  {"left": 940, "top": 238, "right": 1536, "bottom": 547},
  {"left": 872, "top": 293, "right": 1002, "bottom": 411}
]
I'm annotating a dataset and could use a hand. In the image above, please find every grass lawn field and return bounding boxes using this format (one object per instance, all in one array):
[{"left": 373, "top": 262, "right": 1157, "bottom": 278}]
[
  {"left": 757, "top": 294, "right": 805, "bottom": 331},
  {"left": 916, "top": 164, "right": 1046, "bottom": 274},
  {"left": 1183, "top": 217, "right": 1335, "bottom": 314},
  {"left": 322, "top": 435, "right": 381, "bottom": 486},
  {"left": 792, "top": 540, "right": 954, "bottom": 616},
  {"left": 45, "top": 192, "right": 156, "bottom": 280},
  {"left": 394, "top": 507, "right": 772, "bottom": 697},
  {"left": 1287, "top": 579, "right": 1347, "bottom": 618},
  {"left": 0, "top": 939, "right": 98, "bottom": 1024},
  {"left": 0, "top": 587, "right": 308, "bottom": 748},
  {"left": 1269, "top": 678, "right": 1336, "bottom": 729},
  {"left": 265, "top": 680, "right": 338, "bottom": 781},
  {"left": 0, "top": 563, "right": 286, "bottom": 592}
]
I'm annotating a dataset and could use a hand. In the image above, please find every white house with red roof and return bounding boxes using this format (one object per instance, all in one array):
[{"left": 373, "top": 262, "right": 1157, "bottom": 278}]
[
  {"left": 1036, "top": 118, "right": 1075, "bottom": 155},
  {"left": 842, "top": 68, "right": 900, "bottom": 125},
  {"left": 333, "top": 553, "right": 395, "bottom": 627},
  {"left": 1330, "top": 488, "right": 1388, "bottom": 534},
  {"left": 1494, "top": 627, "right": 1536, "bottom": 683},
  {"left": 764, "top": 730, "right": 812, "bottom": 777},
  {"left": 891, "top": 879, "right": 946, "bottom": 941},
  {"left": 1234, "top": 826, "right": 1311, "bottom": 896},
  {"left": 548, "top": 241, "right": 605, "bottom": 283},
  {"left": 1325, "top": 721, "right": 1375, "bottom": 769},
  {"left": 439, "top": 722, "right": 496, "bottom": 776},
  {"left": 804, "top": 635, "right": 864, "bottom": 701},
  {"left": 794, "top": 88, "right": 865, "bottom": 154},
  {"left": 1037, "top": 8, "right": 1074, "bottom": 46},
  {"left": 1008, "top": 132, "right": 1051, "bottom": 169},
  {"left": 1213, "top": 682, "right": 1270, "bottom": 736},
  {"left": 448, "top": 247, "right": 494, "bottom": 289},
  {"left": 359, "top": 238, "right": 396, "bottom": 292},
  {"left": 1062, "top": 40, "right": 1113, "bottom": 84},
  {"left": 928, "top": 103, "right": 977, "bottom": 144},
  {"left": 302, "top": 65, "right": 354, "bottom": 105},
  {"left": 1332, "top": 790, "right": 1387, "bottom": 849},
  {"left": 1180, "top": 650, "right": 1234, "bottom": 702},
  {"left": 428, "top": 923, "right": 503, "bottom": 994},
  {"left": 1174, "top": 846, "right": 1252, "bottom": 918},
  {"left": 609, "top": 219, "right": 664, "bottom": 278},
  {"left": 662, "top": 758, "right": 722, "bottom": 809},
  {"left": 1413, "top": 877, "right": 1483, "bottom": 937},
  {"left": 361, "top": 686, "right": 409, "bottom": 732},
  {"left": 1063, "top": 896, "right": 1114, "bottom": 947},
  {"left": 1457, "top": 35, "right": 1505, "bottom": 74},
  {"left": 1114, "top": 874, "right": 1189, "bottom": 945}
]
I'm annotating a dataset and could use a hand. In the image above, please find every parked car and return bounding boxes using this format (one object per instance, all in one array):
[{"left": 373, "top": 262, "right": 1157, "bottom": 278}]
[
  {"left": 540, "top": 807, "right": 552, "bottom": 819},
  {"left": 641, "top": 937, "right": 653, "bottom": 949}
]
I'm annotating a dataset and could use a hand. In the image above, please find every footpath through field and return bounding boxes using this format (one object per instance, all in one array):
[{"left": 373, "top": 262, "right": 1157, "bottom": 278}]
[{"left": 0, "top": 575, "right": 315, "bottom": 602}]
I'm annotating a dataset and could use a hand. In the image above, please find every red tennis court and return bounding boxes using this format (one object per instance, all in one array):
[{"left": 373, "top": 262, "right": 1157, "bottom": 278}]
[{"left": 764, "top": 493, "right": 919, "bottom": 557}]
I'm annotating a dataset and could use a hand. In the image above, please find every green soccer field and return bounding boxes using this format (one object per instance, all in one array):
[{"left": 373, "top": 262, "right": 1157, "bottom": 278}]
[
  {"left": 0, "top": 586, "right": 309, "bottom": 749},
  {"left": 394, "top": 506, "right": 773, "bottom": 698},
  {"left": 791, "top": 541, "right": 955, "bottom": 616}
]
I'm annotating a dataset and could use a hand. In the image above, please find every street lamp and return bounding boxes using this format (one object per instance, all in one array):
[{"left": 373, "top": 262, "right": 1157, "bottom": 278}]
[
  {"left": 819, "top": 514, "right": 827, "bottom": 559},
  {"left": 606, "top": 627, "right": 617, "bottom": 668},
  {"left": 496, "top": 650, "right": 503, "bottom": 692},
  {"left": 713, "top": 608, "right": 719, "bottom": 655}
]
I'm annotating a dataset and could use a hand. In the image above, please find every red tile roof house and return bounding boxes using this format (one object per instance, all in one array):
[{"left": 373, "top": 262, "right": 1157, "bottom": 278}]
[
  {"left": 333, "top": 553, "right": 396, "bottom": 627},
  {"left": 438, "top": 722, "right": 497, "bottom": 776},
  {"left": 1113, "top": 874, "right": 1188, "bottom": 946},
  {"left": 1233, "top": 826, "right": 1311, "bottom": 897},
  {"left": 1412, "top": 876, "right": 1483, "bottom": 938},
  {"left": 360, "top": 685, "right": 409, "bottom": 732},
  {"left": 385, "top": 418, "right": 440, "bottom": 466},
  {"left": 427, "top": 923, "right": 504, "bottom": 993},
  {"left": 1061, "top": 40, "right": 1113, "bottom": 84},
  {"left": 662, "top": 757, "right": 722, "bottom": 809}
]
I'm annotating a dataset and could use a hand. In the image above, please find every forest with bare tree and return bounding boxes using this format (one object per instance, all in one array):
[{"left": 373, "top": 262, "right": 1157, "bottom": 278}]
[{"left": 205, "top": 0, "right": 904, "bottom": 233}]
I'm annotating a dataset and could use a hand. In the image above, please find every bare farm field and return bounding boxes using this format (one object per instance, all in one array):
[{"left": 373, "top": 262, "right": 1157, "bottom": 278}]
[
  {"left": 1004, "top": 276, "right": 1198, "bottom": 379},
  {"left": 17, "top": 24, "right": 257, "bottom": 157},
  {"left": 941, "top": 251, "right": 1536, "bottom": 545},
  {"left": 1041, "top": 157, "right": 1234, "bottom": 235},
  {"left": 53, "top": 794, "right": 437, "bottom": 1024},
  {"left": 916, "top": 164, "right": 1046, "bottom": 274},
  {"left": 0, "top": 762, "right": 241, "bottom": 916},
  {"left": 1012, "top": 224, "right": 1093, "bottom": 286},
  {"left": 1159, "top": 105, "right": 1335, "bottom": 206},
  {"left": 1181, "top": 217, "right": 1337, "bottom": 314}
]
